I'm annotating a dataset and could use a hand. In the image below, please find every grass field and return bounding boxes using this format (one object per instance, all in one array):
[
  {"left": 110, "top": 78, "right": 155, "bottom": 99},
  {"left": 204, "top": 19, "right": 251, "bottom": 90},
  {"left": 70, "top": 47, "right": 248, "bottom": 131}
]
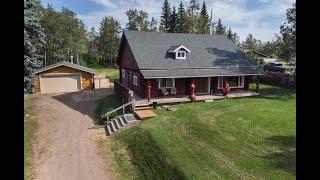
[
  {"left": 88, "top": 64, "right": 119, "bottom": 82},
  {"left": 24, "top": 95, "right": 39, "bottom": 180},
  {"left": 98, "top": 84, "right": 296, "bottom": 179}
]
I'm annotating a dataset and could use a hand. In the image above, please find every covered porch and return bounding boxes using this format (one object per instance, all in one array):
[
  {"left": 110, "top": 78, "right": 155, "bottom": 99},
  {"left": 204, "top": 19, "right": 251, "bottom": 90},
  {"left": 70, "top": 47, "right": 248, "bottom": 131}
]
[
  {"left": 141, "top": 75, "right": 261, "bottom": 105},
  {"left": 134, "top": 91, "right": 259, "bottom": 106}
]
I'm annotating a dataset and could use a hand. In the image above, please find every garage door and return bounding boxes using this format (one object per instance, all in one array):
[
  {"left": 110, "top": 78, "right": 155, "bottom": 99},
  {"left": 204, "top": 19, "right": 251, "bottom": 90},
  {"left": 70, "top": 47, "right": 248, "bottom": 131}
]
[{"left": 41, "top": 73, "right": 81, "bottom": 93}]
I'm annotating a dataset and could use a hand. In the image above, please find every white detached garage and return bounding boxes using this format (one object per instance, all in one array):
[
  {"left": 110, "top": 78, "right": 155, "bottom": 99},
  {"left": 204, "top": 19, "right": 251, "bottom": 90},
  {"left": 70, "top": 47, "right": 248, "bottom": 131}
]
[{"left": 33, "top": 61, "right": 94, "bottom": 93}]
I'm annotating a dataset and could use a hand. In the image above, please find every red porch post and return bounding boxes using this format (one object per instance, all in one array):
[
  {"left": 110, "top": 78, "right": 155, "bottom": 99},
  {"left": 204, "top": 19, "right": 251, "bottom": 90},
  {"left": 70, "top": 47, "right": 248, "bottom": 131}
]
[
  {"left": 147, "top": 80, "right": 151, "bottom": 102},
  {"left": 256, "top": 76, "right": 260, "bottom": 93}
]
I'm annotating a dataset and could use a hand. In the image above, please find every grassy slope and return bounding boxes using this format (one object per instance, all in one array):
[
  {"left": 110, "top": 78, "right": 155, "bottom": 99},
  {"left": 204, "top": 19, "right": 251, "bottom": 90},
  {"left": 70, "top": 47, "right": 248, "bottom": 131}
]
[
  {"left": 88, "top": 64, "right": 119, "bottom": 82},
  {"left": 24, "top": 95, "right": 39, "bottom": 180},
  {"left": 100, "top": 84, "right": 296, "bottom": 179}
]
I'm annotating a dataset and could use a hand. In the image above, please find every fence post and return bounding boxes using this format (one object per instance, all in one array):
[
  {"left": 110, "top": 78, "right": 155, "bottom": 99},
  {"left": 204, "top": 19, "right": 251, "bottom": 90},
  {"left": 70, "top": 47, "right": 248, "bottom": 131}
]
[{"left": 123, "top": 105, "right": 125, "bottom": 115}]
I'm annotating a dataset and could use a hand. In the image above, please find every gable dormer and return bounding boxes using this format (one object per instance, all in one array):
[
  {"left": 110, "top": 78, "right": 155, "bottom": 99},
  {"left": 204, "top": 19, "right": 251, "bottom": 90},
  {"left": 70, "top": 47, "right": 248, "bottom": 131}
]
[{"left": 167, "top": 45, "right": 190, "bottom": 60}]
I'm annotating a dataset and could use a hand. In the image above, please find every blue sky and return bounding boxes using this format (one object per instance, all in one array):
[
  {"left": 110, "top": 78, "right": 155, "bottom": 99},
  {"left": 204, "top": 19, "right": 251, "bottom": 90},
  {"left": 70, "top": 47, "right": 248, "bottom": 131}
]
[{"left": 41, "top": 0, "right": 294, "bottom": 42}]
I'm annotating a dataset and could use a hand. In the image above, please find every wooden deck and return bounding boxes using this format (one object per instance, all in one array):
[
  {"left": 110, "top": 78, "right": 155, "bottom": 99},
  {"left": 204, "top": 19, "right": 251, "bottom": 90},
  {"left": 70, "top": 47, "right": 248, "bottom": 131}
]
[
  {"left": 134, "top": 92, "right": 259, "bottom": 106},
  {"left": 134, "top": 110, "right": 157, "bottom": 119}
]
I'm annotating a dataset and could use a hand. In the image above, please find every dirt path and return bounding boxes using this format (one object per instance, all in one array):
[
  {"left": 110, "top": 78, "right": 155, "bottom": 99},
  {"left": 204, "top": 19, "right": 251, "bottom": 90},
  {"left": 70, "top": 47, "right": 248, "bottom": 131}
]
[{"left": 33, "top": 89, "right": 114, "bottom": 180}]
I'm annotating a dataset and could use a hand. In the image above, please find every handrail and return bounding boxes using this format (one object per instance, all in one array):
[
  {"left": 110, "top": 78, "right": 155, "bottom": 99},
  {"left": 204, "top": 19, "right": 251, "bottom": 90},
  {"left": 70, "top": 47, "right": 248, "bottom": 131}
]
[
  {"left": 101, "top": 99, "right": 135, "bottom": 123},
  {"left": 101, "top": 101, "right": 133, "bottom": 118}
]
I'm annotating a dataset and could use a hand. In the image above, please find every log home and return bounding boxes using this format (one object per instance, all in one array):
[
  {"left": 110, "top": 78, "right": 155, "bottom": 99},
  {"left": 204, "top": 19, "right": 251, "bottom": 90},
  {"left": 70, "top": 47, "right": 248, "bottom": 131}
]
[{"left": 116, "top": 31, "right": 263, "bottom": 103}]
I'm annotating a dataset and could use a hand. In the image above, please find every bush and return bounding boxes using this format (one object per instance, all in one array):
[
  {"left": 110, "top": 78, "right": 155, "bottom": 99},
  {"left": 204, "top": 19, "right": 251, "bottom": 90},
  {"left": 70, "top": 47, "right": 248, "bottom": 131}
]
[{"left": 260, "top": 72, "right": 295, "bottom": 89}]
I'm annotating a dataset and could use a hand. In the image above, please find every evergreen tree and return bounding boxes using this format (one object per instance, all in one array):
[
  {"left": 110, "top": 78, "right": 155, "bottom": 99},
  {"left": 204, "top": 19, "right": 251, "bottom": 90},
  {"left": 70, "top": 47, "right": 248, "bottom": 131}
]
[
  {"left": 176, "top": 1, "right": 188, "bottom": 33},
  {"left": 159, "top": 0, "right": 171, "bottom": 32},
  {"left": 198, "top": 1, "right": 210, "bottom": 34},
  {"left": 215, "top": 19, "right": 226, "bottom": 35},
  {"left": 187, "top": 0, "right": 200, "bottom": 33},
  {"left": 169, "top": 6, "right": 177, "bottom": 33},
  {"left": 227, "top": 28, "right": 233, "bottom": 40},
  {"left": 24, "top": 0, "right": 45, "bottom": 92},
  {"left": 149, "top": 17, "right": 158, "bottom": 32}
]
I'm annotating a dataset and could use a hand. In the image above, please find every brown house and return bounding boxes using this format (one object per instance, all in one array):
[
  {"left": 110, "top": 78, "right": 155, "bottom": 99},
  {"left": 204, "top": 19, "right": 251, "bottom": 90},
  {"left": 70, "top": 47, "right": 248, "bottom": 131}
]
[
  {"left": 117, "top": 31, "right": 263, "bottom": 102},
  {"left": 33, "top": 61, "right": 94, "bottom": 93}
]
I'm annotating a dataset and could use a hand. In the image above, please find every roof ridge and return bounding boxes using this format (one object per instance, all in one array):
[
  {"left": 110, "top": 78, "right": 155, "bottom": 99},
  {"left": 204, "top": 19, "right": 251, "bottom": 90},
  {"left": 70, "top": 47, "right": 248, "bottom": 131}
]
[{"left": 123, "top": 30, "right": 228, "bottom": 37}]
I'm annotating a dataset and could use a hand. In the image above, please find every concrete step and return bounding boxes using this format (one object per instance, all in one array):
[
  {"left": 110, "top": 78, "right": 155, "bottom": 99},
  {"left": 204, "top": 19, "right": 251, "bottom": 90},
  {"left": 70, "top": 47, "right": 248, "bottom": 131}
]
[
  {"left": 115, "top": 118, "right": 122, "bottom": 128},
  {"left": 119, "top": 116, "right": 128, "bottom": 125},
  {"left": 111, "top": 120, "right": 118, "bottom": 131},
  {"left": 116, "top": 118, "right": 124, "bottom": 127},
  {"left": 106, "top": 123, "right": 114, "bottom": 135},
  {"left": 124, "top": 114, "right": 140, "bottom": 123}
]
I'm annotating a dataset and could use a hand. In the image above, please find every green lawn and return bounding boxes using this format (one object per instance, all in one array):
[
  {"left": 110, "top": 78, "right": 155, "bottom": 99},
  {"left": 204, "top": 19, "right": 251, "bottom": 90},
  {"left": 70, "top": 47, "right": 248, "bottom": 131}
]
[
  {"left": 99, "top": 84, "right": 296, "bottom": 179},
  {"left": 24, "top": 95, "right": 39, "bottom": 180},
  {"left": 88, "top": 64, "right": 119, "bottom": 82}
]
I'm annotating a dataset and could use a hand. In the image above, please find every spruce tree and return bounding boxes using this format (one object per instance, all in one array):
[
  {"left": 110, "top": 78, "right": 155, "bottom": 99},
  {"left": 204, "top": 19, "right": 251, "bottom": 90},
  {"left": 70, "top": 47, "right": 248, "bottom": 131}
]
[
  {"left": 159, "top": 0, "right": 171, "bottom": 32},
  {"left": 227, "top": 28, "right": 233, "bottom": 40},
  {"left": 176, "top": 1, "right": 188, "bottom": 33},
  {"left": 24, "top": 0, "right": 45, "bottom": 92},
  {"left": 169, "top": 6, "right": 177, "bottom": 33},
  {"left": 198, "top": 1, "right": 210, "bottom": 34},
  {"left": 149, "top": 17, "right": 158, "bottom": 32},
  {"left": 215, "top": 19, "right": 226, "bottom": 35}
]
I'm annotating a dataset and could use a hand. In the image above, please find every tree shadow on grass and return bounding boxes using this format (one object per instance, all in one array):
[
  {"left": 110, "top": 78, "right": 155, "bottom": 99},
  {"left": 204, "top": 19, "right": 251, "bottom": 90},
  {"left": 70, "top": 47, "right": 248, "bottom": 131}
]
[
  {"left": 116, "top": 127, "right": 186, "bottom": 180},
  {"left": 251, "top": 85, "right": 296, "bottom": 101},
  {"left": 263, "top": 136, "right": 296, "bottom": 175}
]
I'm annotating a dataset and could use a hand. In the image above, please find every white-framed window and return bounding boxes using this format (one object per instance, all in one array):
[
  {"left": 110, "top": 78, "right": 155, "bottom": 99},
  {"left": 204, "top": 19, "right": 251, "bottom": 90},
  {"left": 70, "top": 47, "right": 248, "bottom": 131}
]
[
  {"left": 159, "top": 78, "right": 175, "bottom": 88},
  {"left": 228, "top": 76, "right": 245, "bottom": 88},
  {"left": 218, "top": 77, "right": 224, "bottom": 89},
  {"left": 175, "top": 51, "right": 186, "bottom": 59},
  {"left": 122, "top": 69, "right": 126, "bottom": 78},
  {"left": 133, "top": 75, "right": 138, "bottom": 86}
]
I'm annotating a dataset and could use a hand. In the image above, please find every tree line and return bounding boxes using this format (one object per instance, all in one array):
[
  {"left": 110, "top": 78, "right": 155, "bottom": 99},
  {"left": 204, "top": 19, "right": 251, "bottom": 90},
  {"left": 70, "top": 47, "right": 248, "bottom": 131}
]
[
  {"left": 241, "top": 2, "right": 296, "bottom": 63},
  {"left": 24, "top": 0, "right": 295, "bottom": 91}
]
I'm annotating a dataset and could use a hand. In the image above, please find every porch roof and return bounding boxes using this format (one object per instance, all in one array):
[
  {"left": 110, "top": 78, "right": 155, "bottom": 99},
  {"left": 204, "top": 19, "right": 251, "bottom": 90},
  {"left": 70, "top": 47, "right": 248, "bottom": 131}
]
[{"left": 140, "top": 67, "right": 264, "bottom": 79}]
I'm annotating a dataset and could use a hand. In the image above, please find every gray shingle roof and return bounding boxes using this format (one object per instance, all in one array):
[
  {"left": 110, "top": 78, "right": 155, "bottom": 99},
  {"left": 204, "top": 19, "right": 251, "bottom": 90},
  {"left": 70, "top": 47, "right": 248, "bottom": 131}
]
[
  {"left": 123, "top": 30, "right": 262, "bottom": 78},
  {"left": 35, "top": 61, "right": 94, "bottom": 74}
]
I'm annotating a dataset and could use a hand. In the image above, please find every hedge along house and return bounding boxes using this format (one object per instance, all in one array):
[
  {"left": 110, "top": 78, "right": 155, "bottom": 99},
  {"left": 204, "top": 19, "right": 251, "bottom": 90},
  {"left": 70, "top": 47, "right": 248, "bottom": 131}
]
[
  {"left": 33, "top": 61, "right": 94, "bottom": 93},
  {"left": 116, "top": 31, "right": 263, "bottom": 103}
]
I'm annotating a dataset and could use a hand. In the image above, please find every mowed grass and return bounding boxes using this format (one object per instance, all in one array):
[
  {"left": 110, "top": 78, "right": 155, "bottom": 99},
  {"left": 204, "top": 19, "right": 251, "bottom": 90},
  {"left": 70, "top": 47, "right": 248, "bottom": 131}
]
[
  {"left": 88, "top": 64, "right": 119, "bottom": 82},
  {"left": 24, "top": 94, "right": 39, "bottom": 180},
  {"left": 99, "top": 84, "right": 296, "bottom": 179}
]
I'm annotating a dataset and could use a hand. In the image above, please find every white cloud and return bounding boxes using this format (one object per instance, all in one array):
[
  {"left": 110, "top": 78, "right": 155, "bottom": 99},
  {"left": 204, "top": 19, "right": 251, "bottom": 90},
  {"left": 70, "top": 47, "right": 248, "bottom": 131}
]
[
  {"left": 89, "top": 0, "right": 117, "bottom": 8},
  {"left": 78, "top": 0, "right": 294, "bottom": 42}
]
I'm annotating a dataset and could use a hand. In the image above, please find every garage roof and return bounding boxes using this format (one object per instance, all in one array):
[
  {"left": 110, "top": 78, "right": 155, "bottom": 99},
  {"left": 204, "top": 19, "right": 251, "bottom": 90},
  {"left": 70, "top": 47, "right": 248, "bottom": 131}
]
[{"left": 35, "top": 61, "right": 94, "bottom": 74}]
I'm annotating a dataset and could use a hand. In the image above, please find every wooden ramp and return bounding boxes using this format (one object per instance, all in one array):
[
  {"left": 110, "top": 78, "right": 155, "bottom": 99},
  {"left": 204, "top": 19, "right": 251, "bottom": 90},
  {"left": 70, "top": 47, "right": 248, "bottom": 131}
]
[{"left": 135, "top": 110, "right": 157, "bottom": 119}]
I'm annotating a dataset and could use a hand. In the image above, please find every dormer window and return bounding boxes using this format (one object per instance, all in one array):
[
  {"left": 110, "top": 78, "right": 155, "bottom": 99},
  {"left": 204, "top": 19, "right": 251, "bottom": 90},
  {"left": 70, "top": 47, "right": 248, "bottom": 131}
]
[
  {"left": 176, "top": 51, "right": 186, "bottom": 59},
  {"left": 168, "top": 45, "right": 190, "bottom": 60}
]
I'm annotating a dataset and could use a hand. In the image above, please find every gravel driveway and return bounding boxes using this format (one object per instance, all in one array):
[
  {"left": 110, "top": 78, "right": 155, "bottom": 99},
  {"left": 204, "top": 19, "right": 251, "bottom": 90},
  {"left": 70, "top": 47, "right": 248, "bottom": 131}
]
[{"left": 33, "top": 89, "right": 114, "bottom": 180}]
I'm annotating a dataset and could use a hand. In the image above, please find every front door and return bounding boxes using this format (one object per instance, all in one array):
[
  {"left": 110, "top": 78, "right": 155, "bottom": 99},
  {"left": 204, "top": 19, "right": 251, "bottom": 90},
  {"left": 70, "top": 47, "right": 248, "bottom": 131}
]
[{"left": 194, "top": 78, "right": 208, "bottom": 94}]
